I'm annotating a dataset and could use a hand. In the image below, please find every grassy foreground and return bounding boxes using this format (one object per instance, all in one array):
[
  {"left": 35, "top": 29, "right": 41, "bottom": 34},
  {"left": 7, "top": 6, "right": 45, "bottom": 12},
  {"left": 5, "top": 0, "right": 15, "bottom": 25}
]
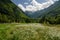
[{"left": 0, "top": 23, "right": 60, "bottom": 40}]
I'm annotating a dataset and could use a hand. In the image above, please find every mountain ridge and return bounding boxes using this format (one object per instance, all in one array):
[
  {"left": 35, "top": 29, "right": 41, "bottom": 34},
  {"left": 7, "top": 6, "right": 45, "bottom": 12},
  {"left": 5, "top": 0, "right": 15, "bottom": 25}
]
[
  {"left": 25, "top": 1, "right": 60, "bottom": 18},
  {"left": 25, "top": 0, "right": 60, "bottom": 24},
  {"left": 0, "top": 0, "right": 60, "bottom": 24},
  {"left": 0, "top": 0, "right": 29, "bottom": 23},
  {"left": 38, "top": 0, "right": 60, "bottom": 24}
]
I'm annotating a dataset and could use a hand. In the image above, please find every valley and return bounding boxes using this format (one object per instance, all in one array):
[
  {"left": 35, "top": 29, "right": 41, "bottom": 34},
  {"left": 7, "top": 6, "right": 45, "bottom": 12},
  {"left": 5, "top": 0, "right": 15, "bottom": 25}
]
[{"left": 0, "top": 0, "right": 60, "bottom": 40}]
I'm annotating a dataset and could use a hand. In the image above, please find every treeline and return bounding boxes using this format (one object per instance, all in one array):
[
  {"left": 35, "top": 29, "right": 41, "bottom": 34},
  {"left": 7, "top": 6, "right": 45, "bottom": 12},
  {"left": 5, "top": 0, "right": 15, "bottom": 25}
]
[
  {"left": 39, "top": 3, "right": 60, "bottom": 24},
  {"left": 0, "top": 0, "right": 60, "bottom": 24},
  {"left": 42, "top": 10, "right": 60, "bottom": 24},
  {"left": 0, "top": 0, "right": 45, "bottom": 23},
  {"left": 0, "top": 13, "right": 41, "bottom": 23}
]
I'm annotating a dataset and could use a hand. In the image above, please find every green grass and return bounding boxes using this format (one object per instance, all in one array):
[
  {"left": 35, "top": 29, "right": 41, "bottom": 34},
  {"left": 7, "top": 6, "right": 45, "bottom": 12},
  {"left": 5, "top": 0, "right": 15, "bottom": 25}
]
[{"left": 0, "top": 23, "right": 60, "bottom": 40}]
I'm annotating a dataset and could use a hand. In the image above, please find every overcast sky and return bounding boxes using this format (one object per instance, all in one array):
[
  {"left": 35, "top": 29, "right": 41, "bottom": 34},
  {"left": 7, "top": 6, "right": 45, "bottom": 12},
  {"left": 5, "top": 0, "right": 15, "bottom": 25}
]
[{"left": 11, "top": 0, "right": 59, "bottom": 12}]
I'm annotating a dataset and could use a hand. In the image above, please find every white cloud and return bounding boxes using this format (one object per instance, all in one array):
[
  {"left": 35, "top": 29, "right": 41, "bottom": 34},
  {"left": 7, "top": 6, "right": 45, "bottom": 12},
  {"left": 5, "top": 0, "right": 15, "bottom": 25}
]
[
  {"left": 18, "top": 4, "right": 25, "bottom": 11},
  {"left": 18, "top": 0, "right": 59, "bottom": 12},
  {"left": 25, "top": 5, "right": 37, "bottom": 11}
]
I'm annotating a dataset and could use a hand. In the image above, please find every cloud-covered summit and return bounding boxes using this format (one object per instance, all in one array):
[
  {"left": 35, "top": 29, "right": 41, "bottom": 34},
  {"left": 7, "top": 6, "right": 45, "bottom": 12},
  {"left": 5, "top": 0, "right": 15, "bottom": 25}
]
[{"left": 18, "top": 0, "right": 59, "bottom": 12}]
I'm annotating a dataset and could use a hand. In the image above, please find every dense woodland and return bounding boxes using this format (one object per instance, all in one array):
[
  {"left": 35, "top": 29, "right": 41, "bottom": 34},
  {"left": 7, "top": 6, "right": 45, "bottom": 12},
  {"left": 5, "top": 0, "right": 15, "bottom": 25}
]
[{"left": 0, "top": 0, "right": 60, "bottom": 24}]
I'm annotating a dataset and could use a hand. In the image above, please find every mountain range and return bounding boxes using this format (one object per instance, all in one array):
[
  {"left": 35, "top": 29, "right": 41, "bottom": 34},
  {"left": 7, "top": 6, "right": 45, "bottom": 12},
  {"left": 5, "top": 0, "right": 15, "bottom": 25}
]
[
  {"left": 0, "top": 0, "right": 60, "bottom": 24},
  {"left": 25, "top": 0, "right": 60, "bottom": 24},
  {"left": 38, "top": 0, "right": 60, "bottom": 24}
]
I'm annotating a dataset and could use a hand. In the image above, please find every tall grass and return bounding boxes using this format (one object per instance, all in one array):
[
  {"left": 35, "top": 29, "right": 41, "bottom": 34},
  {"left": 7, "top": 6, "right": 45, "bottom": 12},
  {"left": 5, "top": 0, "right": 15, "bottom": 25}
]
[{"left": 0, "top": 23, "right": 60, "bottom": 40}]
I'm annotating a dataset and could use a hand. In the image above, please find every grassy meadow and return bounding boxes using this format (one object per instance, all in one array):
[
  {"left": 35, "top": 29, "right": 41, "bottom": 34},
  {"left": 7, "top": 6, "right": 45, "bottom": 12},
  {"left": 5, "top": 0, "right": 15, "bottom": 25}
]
[{"left": 0, "top": 23, "right": 60, "bottom": 40}]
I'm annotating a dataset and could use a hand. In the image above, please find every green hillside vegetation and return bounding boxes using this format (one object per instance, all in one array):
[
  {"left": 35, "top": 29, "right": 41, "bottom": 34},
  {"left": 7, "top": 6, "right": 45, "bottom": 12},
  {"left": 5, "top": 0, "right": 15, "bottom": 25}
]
[
  {"left": 0, "top": 0, "right": 42, "bottom": 23},
  {"left": 44, "top": 3, "right": 60, "bottom": 24},
  {"left": 0, "top": 0, "right": 60, "bottom": 24},
  {"left": 24, "top": 1, "right": 60, "bottom": 24},
  {"left": 0, "top": 0, "right": 60, "bottom": 40},
  {"left": 0, "top": 0, "right": 29, "bottom": 23},
  {"left": 38, "top": 1, "right": 60, "bottom": 24}
]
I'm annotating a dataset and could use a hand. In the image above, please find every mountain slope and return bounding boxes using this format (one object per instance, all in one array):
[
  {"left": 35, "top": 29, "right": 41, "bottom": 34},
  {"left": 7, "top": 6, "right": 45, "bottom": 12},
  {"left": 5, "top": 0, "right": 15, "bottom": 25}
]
[
  {"left": 0, "top": 0, "right": 29, "bottom": 23},
  {"left": 25, "top": 0, "right": 60, "bottom": 24},
  {"left": 38, "top": 0, "right": 60, "bottom": 24}
]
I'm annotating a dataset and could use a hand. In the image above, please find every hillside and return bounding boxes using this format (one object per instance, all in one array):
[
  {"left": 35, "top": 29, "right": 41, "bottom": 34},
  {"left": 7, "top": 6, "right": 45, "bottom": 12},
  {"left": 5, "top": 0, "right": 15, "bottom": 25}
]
[
  {"left": 0, "top": 0, "right": 41, "bottom": 23},
  {"left": 0, "top": 0, "right": 29, "bottom": 23},
  {"left": 0, "top": 0, "right": 60, "bottom": 24},
  {"left": 28, "top": 0, "right": 60, "bottom": 24},
  {"left": 39, "top": 0, "right": 60, "bottom": 24}
]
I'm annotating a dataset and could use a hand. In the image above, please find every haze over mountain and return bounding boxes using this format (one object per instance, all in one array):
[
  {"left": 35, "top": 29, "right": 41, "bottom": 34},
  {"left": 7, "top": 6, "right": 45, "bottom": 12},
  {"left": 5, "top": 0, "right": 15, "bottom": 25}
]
[
  {"left": 11, "top": 0, "right": 60, "bottom": 24},
  {"left": 41, "top": 0, "right": 60, "bottom": 24},
  {"left": 12, "top": 0, "right": 59, "bottom": 17},
  {"left": 26, "top": 0, "right": 60, "bottom": 18},
  {"left": 32, "top": 0, "right": 60, "bottom": 24}
]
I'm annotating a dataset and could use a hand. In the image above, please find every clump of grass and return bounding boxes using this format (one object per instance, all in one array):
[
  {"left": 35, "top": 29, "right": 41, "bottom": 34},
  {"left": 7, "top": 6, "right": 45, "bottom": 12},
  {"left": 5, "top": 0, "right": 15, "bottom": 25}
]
[{"left": 0, "top": 23, "right": 60, "bottom": 40}]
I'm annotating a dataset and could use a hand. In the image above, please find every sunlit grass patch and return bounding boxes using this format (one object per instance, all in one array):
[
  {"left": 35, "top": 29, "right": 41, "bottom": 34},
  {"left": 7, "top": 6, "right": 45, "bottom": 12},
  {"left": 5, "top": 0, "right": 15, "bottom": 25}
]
[{"left": 0, "top": 23, "right": 60, "bottom": 40}]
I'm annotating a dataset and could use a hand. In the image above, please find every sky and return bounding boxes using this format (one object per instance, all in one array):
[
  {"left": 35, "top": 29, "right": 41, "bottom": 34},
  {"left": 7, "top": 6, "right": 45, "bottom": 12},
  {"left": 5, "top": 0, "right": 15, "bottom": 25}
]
[{"left": 11, "top": 0, "right": 59, "bottom": 12}]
